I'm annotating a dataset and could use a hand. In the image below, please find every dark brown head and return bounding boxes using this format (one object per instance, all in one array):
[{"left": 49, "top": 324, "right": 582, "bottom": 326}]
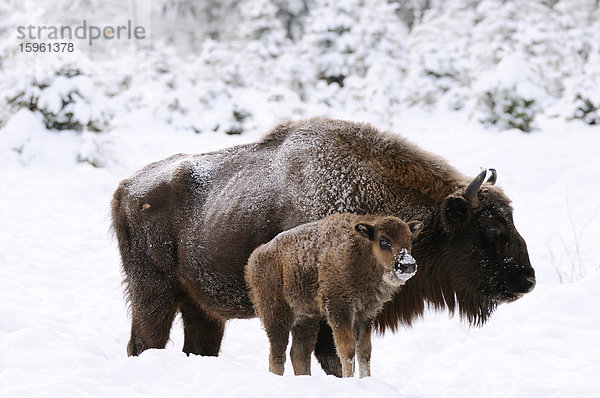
[
  {"left": 423, "top": 168, "right": 536, "bottom": 324},
  {"left": 355, "top": 217, "right": 423, "bottom": 287}
]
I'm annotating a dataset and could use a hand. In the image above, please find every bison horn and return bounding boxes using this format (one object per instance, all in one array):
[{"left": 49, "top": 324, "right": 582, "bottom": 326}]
[
  {"left": 486, "top": 168, "right": 497, "bottom": 185},
  {"left": 464, "top": 169, "right": 488, "bottom": 206}
]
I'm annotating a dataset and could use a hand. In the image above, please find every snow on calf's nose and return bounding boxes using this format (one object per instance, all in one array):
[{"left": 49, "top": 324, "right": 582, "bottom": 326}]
[{"left": 394, "top": 248, "right": 417, "bottom": 280}]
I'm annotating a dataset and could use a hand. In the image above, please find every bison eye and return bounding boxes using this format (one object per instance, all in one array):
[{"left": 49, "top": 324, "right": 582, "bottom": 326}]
[
  {"left": 482, "top": 224, "right": 504, "bottom": 242},
  {"left": 379, "top": 237, "right": 392, "bottom": 251}
]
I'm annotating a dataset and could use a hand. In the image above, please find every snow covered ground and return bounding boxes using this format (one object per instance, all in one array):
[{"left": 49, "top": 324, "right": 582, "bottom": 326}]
[
  {"left": 1, "top": 107, "right": 599, "bottom": 397},
  {"left": 2, "top": 1, "right": 600, "bottom": 396}
]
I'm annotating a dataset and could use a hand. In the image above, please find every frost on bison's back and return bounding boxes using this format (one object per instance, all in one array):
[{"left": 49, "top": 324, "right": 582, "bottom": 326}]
[{"left": 112, "top": 117, "right": 535, "bottom": 375}]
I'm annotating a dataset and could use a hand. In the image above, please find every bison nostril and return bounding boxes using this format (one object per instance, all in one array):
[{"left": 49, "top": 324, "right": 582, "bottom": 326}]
[{"left": 524, "top": 276, "right": 536, "bottom": 293}]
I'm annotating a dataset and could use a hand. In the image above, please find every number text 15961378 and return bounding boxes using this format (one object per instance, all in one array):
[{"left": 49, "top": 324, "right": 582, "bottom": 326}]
[{"left": 20, "top": 42, "right": 74, "bottom": 53}]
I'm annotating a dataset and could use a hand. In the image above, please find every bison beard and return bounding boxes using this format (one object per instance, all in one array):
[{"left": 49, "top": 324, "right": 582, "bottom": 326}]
[{"left": 112, "top": 117, "right": 536, "bottom": 377}]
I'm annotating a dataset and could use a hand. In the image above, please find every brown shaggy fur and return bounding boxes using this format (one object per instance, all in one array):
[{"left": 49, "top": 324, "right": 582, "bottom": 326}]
[{"left": 245, "top": 214, "right": 422, "bottom": 377}]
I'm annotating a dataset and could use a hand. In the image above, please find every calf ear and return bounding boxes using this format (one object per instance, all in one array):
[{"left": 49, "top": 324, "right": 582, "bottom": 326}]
[
  {"left": 441, "top": 196, "right": 472, "bottom": 238},
  {"left": 355, "top": 223, "right": 375, "bottom": 240},
  {"left": 407, "top": 221, "right": 423, "bottom": 237}
]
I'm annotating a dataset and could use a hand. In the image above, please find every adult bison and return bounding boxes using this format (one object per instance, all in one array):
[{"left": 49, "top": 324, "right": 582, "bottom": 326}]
[{"left": 112, "top": 117, "right": 536, "bottom": 376}]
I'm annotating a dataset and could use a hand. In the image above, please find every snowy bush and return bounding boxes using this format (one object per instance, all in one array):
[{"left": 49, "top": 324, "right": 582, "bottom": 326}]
[
  {"left": 572, "top": 94, "right": 600, "bottom": 125},
  {"left": 401, "top": 4, "right": 473, "bottom": 109},
  {"left": 3, "top": 62, "right": 113, "bottom": 132},
  {"left": 389, "top": 0, "right": 432, "bottom": 30},
  {"left": 0, "top": 3, "right": 11, "bottom": 68},
  {"left": 301, "top": 0, "right": 406, "bottom": 90},
  {"left": 565, "top": 28, "right": 600, "bottom": 125},
  {"left": 478, "top": 89, "right": 538, "bottom": 132},
  {"left": 471, "top": 53, "right": 544, "bottom": 132}
]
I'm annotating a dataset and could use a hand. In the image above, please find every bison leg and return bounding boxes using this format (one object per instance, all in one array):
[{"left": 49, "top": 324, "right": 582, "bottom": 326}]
[
  {"left": 290, "top": 317, "right": 320, "bottom": 375},
  {"left": 126, "top": 273, "right": 178, "bottom": 356},
  {"left": 180, "top": 300, "right": 225, "bottom": 356},
  {"left": 355, "top": 321, "right": 373, "bottom": 378},
  {"left": 314, "top": 321, "right": 343, "bottom": 377}
]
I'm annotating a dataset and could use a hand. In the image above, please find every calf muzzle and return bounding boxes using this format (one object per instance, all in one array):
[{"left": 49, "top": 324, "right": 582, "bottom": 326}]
[{"left": 394, "top": 249, "right": 417, "bottom": 276}]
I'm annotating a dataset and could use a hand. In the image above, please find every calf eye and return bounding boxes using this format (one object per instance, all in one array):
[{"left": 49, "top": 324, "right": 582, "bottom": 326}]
[{"left": 379, "top": 237, "right": 392, "bottom": 251}]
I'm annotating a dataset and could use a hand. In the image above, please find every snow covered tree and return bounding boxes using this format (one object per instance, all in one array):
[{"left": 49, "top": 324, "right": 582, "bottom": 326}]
[
  {"left": 1, "top": 0, "right": 600, "bottom": 135},
  {"left": 3, "top": 58, "right": 113, "bottom": 132}
]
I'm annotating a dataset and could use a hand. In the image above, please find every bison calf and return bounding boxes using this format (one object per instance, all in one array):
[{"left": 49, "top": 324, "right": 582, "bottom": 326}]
[{"left": 245, "top": 213, "right": 422, "bottom": 377}]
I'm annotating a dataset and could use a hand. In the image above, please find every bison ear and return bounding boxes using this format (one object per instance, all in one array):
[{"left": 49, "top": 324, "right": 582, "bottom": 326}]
[
  {"left": 407, "top": 221, "right": 423, "bottom": 237},
  {"left": 355, "top": 223, "right": 375, "bottom": 240},
  {"left": 441, "top": 196, "right": 472, "bottom": 238}
]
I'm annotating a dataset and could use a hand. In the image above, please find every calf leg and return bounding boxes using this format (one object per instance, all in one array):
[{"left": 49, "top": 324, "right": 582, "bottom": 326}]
[
  {"left": 327, "top": 313, "right": 356, "bottom": 378},
  {"left": 355, "top": 321, "right": 373, "bottom": 378},
  {"left": 260, "top": 300, "right": 294, "bottom": 376},
  {"left": 268, "top": 328, "right": 290, "bottom": 376},
  {"left": 290, "top": 317, "right": 320, "bottom": 375},
  {"left": 180, "top": 300, "right": 225, "bottom": 356}
]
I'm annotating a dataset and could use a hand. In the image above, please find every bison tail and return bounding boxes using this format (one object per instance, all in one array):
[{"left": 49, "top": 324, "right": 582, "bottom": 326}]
[
  {"left": 111, "top": 185, "right": 135, "bottom": 308},
  {"left": 314, "top": 320, "right": 342, "bottom": 377}
]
